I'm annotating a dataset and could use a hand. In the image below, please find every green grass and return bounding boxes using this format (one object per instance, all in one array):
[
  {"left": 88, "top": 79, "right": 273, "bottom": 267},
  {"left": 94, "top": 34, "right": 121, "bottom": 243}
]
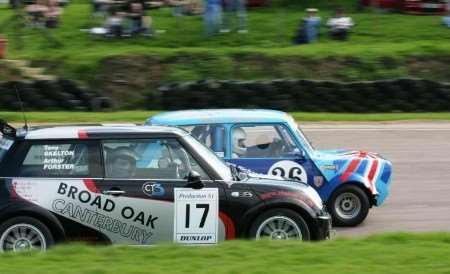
[
  {"left": 0, "top": 233, "right": 449, "bottom": 274},
  {"left": 0, "top": 2, "right": 449, "bottom": 81},
  {"left": 3, "top": 111, "right": 450, "bottom": 123}
]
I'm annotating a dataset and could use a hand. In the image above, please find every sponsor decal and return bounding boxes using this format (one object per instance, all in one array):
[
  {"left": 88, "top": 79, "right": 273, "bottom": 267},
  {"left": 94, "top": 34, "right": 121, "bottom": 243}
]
[
  {"left": 142, "top": 182, "right": 165, "bottom": 197},
  {"left": 0, "top": 138, "right": 13, "bottom": 150},
  {"left": 314, "top": 176, "right": 324, "bottom": 188},
  {"left": 13, "top": 179, "right": 167, "bottom": 245},
  {"left": 174, "top": 188, "right": 219, "bottom": 244},
  {"left": 268, "top": 160, "right": 308, "bottom": 183},
  {"left": 321, "top": 165, "right": 337, "bottom": 171}
]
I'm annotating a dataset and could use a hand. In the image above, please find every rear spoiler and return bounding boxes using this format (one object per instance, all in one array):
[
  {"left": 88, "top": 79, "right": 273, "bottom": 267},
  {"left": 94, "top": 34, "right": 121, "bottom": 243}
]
[{"left": 0, "top": 120, "right": 17, "bottom": 139}]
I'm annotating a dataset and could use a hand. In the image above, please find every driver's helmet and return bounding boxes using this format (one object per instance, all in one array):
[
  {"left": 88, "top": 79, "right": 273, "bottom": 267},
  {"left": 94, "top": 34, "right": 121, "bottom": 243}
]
[
  {"left": 107, "top": 147, "right": 139, "bottom": 178},
  {"left": 232, "top": 127, "right": 247, "bottom": 157}
]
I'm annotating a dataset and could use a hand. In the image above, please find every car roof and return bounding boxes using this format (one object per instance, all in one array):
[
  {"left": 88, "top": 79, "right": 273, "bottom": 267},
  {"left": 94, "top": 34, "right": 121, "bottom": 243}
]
[
  {"left": 148, "top": 109, "right": 294, "bottom": 126},
  {"left": 22, "top": 125, "right": 188, "bottom": 140}
]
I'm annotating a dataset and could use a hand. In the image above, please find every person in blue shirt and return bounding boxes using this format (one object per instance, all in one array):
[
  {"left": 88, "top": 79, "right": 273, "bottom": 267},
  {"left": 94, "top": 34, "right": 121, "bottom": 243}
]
[
  {"left": 294, "top": 8, "right": 321, "bottom": 44},
  {"left": 204, "top": 0, "right": 222, "bottom": 36}
]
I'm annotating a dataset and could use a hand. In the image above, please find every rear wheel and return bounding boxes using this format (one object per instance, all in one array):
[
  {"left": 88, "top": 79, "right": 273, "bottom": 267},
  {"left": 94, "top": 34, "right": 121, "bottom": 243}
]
[
  {"left": 249, "top": 208, "right": 310, "bottom": 241},
  {"left": 328, "top": 184, "right": 370, "bottom": 226},
  {"left": 0, "top": 216, "right": 54, "bottom": 252}
]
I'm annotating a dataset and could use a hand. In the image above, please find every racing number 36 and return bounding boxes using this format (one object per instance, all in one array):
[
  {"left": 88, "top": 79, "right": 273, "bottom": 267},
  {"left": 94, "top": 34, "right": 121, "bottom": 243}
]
[
  {"left": 185, "top": 204, "right": 209, "bottom": 228},
  {"left": 174, "top": 188, "right": 219, "bottom": 244}
]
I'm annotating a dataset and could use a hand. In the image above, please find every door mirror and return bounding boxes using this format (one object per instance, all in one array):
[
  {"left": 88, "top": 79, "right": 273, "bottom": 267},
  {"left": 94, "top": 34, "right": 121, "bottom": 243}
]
[{"left": 185, "top": 171, "right": 204, "bottom": 189}]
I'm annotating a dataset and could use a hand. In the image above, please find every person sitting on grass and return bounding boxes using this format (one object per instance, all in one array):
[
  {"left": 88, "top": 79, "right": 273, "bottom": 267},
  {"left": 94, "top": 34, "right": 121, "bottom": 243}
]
[
  {"left": 105, "top": 9, "right": 124, "bottom": 38},
  {"left": 25, "top": 0, "right": 49, "bottom": 28},
  {"left": 326, "top": 7, "right": 354, "bottom": 41},
  {"left": 293, "top": 8, "right": 321, "bottom": 45},
  {"left": 127, "top": 1, "right": 153, "bottom": 37},
  {"left": 44, "top": 0, "right": 63, "bottom": 28}
]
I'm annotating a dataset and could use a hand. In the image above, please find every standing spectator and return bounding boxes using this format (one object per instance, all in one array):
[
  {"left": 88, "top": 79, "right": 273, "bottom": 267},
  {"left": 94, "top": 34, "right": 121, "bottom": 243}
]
[
  {"left": 92, "top": 0, "right": 110, "bottom": 17},
  {"left": 326, "top": 7, "right": 354, "bottom": 40},
  {"left": 222, "top": 0, "right": 247, "bottom": 33},
  {"left": 203, "top": 0, "right": 222, "bottom": 36},
  {"left": 293, "top": 8, "right": 321, "bottom": 44}
]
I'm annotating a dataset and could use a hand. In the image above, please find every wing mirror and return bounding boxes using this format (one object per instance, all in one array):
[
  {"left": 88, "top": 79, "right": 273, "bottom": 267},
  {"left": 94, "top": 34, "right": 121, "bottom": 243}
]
[{"left": 185, "top": 171, "right": 205, "bottom": 189}]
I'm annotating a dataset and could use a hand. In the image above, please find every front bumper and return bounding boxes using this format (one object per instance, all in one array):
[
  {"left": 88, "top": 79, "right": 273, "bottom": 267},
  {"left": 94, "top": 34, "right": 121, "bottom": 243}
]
[{"left": 315, "top": 213, "right": 335, "bottom": 240}]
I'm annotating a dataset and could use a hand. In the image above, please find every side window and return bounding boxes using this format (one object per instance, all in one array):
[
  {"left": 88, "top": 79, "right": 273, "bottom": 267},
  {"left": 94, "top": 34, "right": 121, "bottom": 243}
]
[
  {"left": 20, "top": 142, "right": 93, "bottom": 177},
  {"left": 102, "top": 139, "right": 209, "bottom": 180},
  {"left": 231, "top": 125, "right": 298, "bottom": 159},
  {"left": 182, "top": 125, "right": 226, "bottom": 158}
]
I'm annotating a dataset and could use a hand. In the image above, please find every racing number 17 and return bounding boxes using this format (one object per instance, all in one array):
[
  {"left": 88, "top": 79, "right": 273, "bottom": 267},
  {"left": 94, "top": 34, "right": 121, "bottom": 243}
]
[{"left": 185, "top": 204, "right": 209, "bottom": 228}]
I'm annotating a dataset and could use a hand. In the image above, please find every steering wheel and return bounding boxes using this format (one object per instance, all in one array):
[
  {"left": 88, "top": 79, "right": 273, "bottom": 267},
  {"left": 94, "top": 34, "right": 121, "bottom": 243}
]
[{"left": 269, "top": 138, "right": 285, "bottom": 157}]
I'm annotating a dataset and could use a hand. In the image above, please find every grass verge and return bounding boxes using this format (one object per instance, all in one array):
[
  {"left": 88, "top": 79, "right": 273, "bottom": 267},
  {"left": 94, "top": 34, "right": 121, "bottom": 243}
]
[
  {"left": 2, "top": 111, "right": 450, "bottom": 123},
  {"left": 0, "top": 233, "right": 449, "bottom": 274}
]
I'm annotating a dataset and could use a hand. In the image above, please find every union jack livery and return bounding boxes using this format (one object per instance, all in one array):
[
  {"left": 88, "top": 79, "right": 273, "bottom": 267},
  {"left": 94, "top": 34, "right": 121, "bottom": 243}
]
[{"left": 147, "top": 109, "right": 393, "bottom": 226}]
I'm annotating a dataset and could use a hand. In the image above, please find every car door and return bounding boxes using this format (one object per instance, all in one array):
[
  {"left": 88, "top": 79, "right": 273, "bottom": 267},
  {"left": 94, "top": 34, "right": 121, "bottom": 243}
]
[
  {"left": 95, "top": 137, "right": 227, "bottom": 245},
  {"left": 227, "top": 123, "right": 321, "bottom": 186}
]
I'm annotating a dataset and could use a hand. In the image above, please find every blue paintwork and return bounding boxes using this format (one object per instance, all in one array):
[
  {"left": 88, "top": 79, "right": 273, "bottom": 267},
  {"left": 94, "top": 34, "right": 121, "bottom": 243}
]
[{"left": 147, "top": 109, "right": 393, "bottom": 206}]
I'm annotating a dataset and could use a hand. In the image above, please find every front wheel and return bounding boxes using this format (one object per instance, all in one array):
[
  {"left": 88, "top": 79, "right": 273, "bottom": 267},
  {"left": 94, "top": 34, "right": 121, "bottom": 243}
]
[
  {"left": 0, "top": 216, "right": 54, "bottom": 252},
  {"left": 249, "top": 208, "right": 310, "bottom": 241},
  {"left": 328, "top": 184, "right": 370, "bottom": 227}
]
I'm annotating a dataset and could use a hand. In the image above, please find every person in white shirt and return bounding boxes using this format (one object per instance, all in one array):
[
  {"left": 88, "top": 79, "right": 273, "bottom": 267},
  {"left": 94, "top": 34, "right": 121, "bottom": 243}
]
[{"left": 326, "top": 7, "right": 354, "bottom": 40}]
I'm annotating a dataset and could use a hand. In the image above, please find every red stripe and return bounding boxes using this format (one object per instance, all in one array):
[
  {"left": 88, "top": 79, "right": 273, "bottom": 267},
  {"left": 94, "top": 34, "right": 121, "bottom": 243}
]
[
  {"left": 367, "top": 159, "right": 379, "bottom": 183},
  {"left": 83, "top": 179, "right": 100, "bottom": 193},
  {"left": 340, "top": 158, "right": 361, "bottom": 182},
  {"left": 10, "top": 181, "right": 18, "bottom": 199},
  {"left": 78, "top": 130, "right": 88, "bottom": 139},
  {"left": 219, "top": 212, "right": 235, "bottom": 240}
]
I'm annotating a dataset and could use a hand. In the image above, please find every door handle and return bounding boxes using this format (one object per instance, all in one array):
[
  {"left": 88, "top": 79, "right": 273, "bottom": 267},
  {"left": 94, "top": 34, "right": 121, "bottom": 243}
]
[{"left": 103, "top": 190, "right": 126, "bottom": 196}]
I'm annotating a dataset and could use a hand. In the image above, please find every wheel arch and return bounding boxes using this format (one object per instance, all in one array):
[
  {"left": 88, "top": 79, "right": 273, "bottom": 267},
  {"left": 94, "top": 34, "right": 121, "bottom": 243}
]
[
  {"left": 334, "top": 181, "right": 375, "bottom": 207},
  {"left": 240, "top": 200, "right": 322, "bottom": 240},
  {"left": 0, "top": 204, "right": 66, "bottom": 243}
]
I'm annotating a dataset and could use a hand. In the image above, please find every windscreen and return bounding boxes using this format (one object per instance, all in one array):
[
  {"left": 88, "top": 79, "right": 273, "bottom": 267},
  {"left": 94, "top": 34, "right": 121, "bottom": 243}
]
[{"left": 0, "top": 134, "right": 14, "bottom": 163}]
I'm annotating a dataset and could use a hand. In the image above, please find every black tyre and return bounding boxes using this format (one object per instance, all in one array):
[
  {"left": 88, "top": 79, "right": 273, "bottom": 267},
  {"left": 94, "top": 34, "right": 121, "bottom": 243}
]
[
  {"left": 249, "top": 208, "right": 310, "bottom": 241},
  {"left": 0, "top": 216, "right": 54, "bottom": 252},
  {"left": 328, "top": 184, "right": 370, "bottom": 227}
]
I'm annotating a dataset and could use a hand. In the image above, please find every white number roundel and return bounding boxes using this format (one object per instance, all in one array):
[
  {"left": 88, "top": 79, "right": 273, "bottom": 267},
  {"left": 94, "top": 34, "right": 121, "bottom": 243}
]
[{"left": 268, "top": 160, "right": 308, "bottom": 183}]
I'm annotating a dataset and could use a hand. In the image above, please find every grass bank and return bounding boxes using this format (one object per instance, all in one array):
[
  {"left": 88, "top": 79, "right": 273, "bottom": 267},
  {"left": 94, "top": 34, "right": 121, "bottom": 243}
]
[
  {"left": 3, "top": 111, "right": 450, "bottom": 123},
  {"left": 0, "top": 233, "right": 449, "bottom": 274},
  {"left": 0, "top": 3, "right": 449, "bottom": 82}
]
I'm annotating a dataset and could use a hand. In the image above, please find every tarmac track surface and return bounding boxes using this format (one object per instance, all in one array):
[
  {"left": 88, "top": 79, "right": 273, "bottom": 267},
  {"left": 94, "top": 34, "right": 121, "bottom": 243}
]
[{"left": 301, "top": 122, "right": 450, "bottom": 237}]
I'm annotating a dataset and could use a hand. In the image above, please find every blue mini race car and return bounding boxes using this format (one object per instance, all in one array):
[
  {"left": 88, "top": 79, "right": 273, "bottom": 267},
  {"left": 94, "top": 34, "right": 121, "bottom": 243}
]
[{"left": 146, "top": 109, "right": 393, "bottom": 226}]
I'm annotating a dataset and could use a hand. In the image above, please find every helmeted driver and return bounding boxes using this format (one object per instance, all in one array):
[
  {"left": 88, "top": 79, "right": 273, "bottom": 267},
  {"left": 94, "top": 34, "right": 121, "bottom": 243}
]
[
  {"left": 232, "top": 127, "right": 247, "bottom": 158},
  {"left": 107, "top": 147, "right": 139, "bottom": 178}
]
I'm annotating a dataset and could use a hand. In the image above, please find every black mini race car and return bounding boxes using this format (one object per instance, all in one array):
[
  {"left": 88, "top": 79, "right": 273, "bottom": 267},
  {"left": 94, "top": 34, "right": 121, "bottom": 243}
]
[{"left": 0, "top": 120, "right": 332, "bottom": 252}]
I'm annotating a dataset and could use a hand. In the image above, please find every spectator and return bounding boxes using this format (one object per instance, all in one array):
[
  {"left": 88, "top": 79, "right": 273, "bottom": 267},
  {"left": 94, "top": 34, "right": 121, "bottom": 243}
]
[
  {"left": 105, "top": 9, "right": 124, "bottom": 37},
  {"left": 443, "top": 11, "right": 450, "bottom": 28},
  {"left": 170, "top": 0, "right": 202, "bottom": 16},
  {"left": 45, "top": 0, "right": 63, "bottom": 28},
  {"left": 92, "top": 0, "right": 110, "bottom": 17},
  {"left": 326, "top": 7, "right": 354, "bottom": 40},
  {"left": 222, "top": 0, "right": 247, "bottom": 33},
  {"left": 293, "top": 8, "right": 321, "bottom": 44},
  {"left": 203, "top": 0, "right": 222, "bottom": 36},
  {"left": 127, "top": 1, "right": 152, "bottom": 36},
  {"left": 25, "top": 0, "right": 49, "bottom": 28}
]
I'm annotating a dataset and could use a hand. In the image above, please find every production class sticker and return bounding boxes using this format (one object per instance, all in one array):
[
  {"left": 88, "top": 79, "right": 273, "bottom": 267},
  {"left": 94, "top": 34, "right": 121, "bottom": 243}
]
[{"left": 174, "top": 188, "right": 219, "bottom": 244}]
